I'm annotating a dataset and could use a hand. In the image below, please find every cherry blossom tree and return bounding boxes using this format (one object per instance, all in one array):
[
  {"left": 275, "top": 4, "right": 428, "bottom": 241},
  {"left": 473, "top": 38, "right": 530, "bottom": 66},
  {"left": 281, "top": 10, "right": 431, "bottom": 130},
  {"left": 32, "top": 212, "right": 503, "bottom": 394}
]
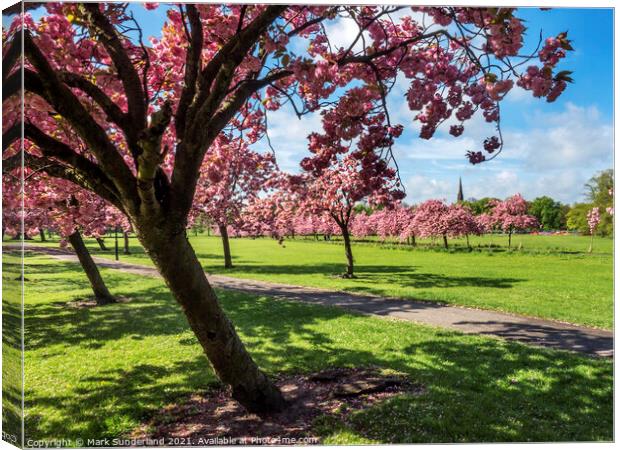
[
  {"left": 3, "top": 171, "right": 121, "bottom": 304},
  {"left": 3, "top": 3, "right": 573, "bottom": 412},
  {"left": 351, "top": 211, "right": 378, "bottom": 239},
  {"left": 587, "top": 207, "right": 600, "bottom": 253},
  {"left": 194, "top": 138, "right": 277, "bottom": 268},
  {"left": 486, "top": 194, "right": 539, "bottom": 248},
  {"left": 606, "top": 189, "right": 614, "bottom": 216},
  {"left": 376, "top": 204, "right": 415, "bottom": 244},
  {"left": 297, "top": 154, "right": 404, "bottom": 277},
  {"left": 411, "top": 200, "right": 452, "bottom": 248},
  {"left": 442, "top": 203, "right": 481, "bottom": 248}
]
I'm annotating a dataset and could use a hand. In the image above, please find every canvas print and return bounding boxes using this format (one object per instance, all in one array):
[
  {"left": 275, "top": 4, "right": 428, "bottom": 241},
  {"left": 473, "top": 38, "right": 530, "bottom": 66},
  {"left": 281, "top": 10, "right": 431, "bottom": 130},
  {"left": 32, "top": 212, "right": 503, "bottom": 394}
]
[{"left": 1, "top": 1, "right": 614, "bottom": 447}]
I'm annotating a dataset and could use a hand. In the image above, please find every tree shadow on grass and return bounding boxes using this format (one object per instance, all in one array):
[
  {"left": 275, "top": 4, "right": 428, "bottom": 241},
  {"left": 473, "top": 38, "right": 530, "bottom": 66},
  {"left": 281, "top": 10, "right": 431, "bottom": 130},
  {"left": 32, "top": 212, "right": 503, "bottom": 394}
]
[
  {"left": 217, "top": 263, "right": 523, "bottom": 291},
  {"left": 22, "top": 259, "right": 186, "bottom": 351},
  {"left": 24, "top": 282, "right": 613, "bottom": 443},
  {"left": 3, "top": 253, "right": 24, "bottom": 443}
]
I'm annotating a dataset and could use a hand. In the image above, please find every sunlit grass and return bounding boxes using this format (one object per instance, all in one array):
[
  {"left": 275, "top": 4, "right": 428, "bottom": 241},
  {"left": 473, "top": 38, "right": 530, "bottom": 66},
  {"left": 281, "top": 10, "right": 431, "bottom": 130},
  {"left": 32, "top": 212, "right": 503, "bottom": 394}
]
[
  {"left": 29, "top": 232, "right": 613, "bottom": 329},
  {"left": 7, "top": 252, "right": 614, "bottom": 443}
]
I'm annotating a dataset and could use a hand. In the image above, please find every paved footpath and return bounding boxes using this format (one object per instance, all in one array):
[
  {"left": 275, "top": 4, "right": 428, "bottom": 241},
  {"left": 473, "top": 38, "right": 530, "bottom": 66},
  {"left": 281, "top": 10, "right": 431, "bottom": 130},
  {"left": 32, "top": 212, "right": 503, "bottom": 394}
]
[{"left": 12, "top": 244, "right": 614, "bottom": 357}]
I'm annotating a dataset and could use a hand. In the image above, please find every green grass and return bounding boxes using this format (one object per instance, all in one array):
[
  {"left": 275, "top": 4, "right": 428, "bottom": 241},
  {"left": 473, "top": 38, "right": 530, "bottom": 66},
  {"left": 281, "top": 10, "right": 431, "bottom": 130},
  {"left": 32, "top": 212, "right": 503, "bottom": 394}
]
[
  {"left": 32, "top": 232, "right": 613, "bottom": 329},
  {"left": 7, "top": 251, "right": 614, "bottom": 443},
  {"left": 2, "top": 250, "right": 23, "bottom": 447}
]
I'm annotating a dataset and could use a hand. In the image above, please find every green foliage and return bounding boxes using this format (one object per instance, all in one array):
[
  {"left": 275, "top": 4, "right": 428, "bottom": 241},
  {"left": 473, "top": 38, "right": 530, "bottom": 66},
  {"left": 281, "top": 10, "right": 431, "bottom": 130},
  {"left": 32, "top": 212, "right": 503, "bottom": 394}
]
[
  {"left": 353, "top": 204, "right": 373, "bottom": 215},
  {"left": 9, "top": 252, "right": 613, "bottom": 444},
  {"left": 462, "top": 197, "right": 498, "bottom": 215},
  {"left": 566, "top": 170, "right": 614, "bottom": 237},
  {"left": 584, "top": 169, "right": 614, "bottom": 237},
  {"left": 527, "top": 196, "right": 568, "bottom": 230},
  {"left": 566, "top": 203, "right": 592, "bottom": 234},
  {"left": 190, "top": 212, "right": 212, "bottom": 236},
  {"left": 585, "top": 169, "right": 614, "bottom": 205}
]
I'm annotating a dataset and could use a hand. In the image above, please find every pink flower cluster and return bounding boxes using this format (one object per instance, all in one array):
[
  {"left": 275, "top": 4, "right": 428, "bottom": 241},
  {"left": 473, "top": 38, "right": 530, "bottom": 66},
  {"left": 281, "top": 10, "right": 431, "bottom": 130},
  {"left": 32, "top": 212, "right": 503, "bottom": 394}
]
[{"left": 587, "top": 207, "right": 600, "bottom": 235}]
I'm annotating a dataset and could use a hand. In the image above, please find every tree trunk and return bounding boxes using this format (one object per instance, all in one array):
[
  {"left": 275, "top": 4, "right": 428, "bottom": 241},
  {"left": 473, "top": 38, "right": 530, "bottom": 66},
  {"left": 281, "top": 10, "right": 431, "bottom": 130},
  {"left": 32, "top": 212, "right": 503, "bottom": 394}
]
[
  {"left": 508, "top": 228, "right": 513, "bottom": 248},
  {"left": 465, "top": 234, "right": 470, "bottom": 248},
  {"left": 68, "top": 230, "right": 116, "bottom": 305},
  {"left": 96, "top": 237, "right": 108, "bottom": 251},
  {"left": 443, "top": 234, "right": 449, "bottom": 249},
  {"left": 218, "top": 224, "right": 233, "bottom": 269},
  {"left": 39, "top": 228, "right": 46, "bottom": 242},
  {"left": 136, "top": 226, "right": 286, "bottom": 413},
  {"left": 339, "top": 224, "right": 355, "bottom": 277},
  {"left": 411, "top": 234, "right": 416, "bottom": 246},
  {"left": 123, "top": 232, "right": 131, "bottom": 254}
]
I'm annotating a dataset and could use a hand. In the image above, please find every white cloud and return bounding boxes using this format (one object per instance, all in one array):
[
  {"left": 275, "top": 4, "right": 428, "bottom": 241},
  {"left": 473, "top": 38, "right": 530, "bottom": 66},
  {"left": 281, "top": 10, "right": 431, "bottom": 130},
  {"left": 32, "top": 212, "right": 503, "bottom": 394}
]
[
  {"left": 503, "top": 103, "right": 612, "bottom": 171},
  {"left": 323, "top": 16, "right": 363, "bottom": 53},
  {"left": 405, "top": 174, "right": 453, "bottom": 203},
  {"left": 403, "top": 168, "right": 590, "bottom": 205},
  {"left": 258, "top": 106, "right": 323, "bottom": 173}
]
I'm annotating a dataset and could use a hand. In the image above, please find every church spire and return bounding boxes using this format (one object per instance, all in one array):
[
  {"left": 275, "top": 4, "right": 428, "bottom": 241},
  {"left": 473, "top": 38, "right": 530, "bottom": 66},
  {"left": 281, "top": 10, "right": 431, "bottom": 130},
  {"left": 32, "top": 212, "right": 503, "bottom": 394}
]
[{"left": 457, "top": 177, "right": 464, "bottom": 202}]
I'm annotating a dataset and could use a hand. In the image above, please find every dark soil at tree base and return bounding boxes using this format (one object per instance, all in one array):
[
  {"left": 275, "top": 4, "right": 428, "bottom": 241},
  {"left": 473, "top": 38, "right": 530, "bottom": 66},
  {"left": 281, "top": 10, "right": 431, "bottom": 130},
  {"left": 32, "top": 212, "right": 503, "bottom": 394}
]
[{"left": 131, "top": 367, "right": 423, "bottom": 445}]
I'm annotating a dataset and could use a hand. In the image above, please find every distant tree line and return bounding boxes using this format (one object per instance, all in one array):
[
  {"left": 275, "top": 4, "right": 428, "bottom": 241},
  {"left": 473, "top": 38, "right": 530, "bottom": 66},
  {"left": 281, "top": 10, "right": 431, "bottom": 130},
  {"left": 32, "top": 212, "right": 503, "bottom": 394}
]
[{"left": 461, "top": 169, "right": 613, "bottom": 237}]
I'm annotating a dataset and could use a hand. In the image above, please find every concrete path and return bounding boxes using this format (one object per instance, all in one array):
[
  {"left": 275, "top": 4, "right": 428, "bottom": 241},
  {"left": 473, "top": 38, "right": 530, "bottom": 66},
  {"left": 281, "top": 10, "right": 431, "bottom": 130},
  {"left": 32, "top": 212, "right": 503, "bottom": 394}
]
[{"left": 11, "top": 244, "right": 614, "bottom": 357}]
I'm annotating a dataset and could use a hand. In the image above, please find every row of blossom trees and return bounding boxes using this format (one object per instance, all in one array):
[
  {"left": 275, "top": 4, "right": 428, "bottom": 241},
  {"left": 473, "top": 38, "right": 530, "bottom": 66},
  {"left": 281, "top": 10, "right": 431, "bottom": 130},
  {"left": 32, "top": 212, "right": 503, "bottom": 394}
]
[
  {"left": 212, "top": 192, "right": 539, "bottom": 277},
  {"left": 4, "top": 3, "right": 572, "bottom": 411},
  {"left": 2, "top": 170, "right": 131, "bottom": 305}
]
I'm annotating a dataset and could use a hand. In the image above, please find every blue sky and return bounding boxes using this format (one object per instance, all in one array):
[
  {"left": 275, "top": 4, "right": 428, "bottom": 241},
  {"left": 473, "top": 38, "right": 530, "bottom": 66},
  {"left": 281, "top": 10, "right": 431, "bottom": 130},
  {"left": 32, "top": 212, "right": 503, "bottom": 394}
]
[{"left": 18, "top": 4, "right": 614, "bottom": 205}]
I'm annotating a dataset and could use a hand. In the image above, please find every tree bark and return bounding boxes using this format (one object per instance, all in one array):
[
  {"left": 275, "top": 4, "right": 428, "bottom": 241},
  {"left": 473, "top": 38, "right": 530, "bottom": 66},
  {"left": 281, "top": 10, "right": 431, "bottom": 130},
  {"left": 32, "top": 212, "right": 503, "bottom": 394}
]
[
  {"left": 39, "top": 228, "right": 46, "bottom": 242},
  {"left": 68, "top": 230, "right": 116, "bottom": 305},
  {"left": 339, "top": 224, "right": 355, "bottom": 277},
  {"left": 218, "top": 224, "right": 233, "bottom": 269},
  {"left": 443, "top": 234, "right": 449, "bottom": 249},
  {"left": 96, "top": 237, "right": 108, "bottom": 251},
  {"left": 123, "top": 231, "right": 131, "bottom": 254},
  {"left": 508, "top": 228, "right": 513, "bottom": 248},
  {"left": 136, "top": 226, "right": 286, "bottom": 413}
]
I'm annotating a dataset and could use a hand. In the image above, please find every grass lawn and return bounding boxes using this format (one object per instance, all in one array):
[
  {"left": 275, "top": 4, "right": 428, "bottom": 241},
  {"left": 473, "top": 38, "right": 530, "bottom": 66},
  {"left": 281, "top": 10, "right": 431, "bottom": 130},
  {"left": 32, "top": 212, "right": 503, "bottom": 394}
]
[
  {"left": 34, "top": 233, "right": 613, "bottom": 329},
  {"left": 2, "top": 250, "right": 23, "bottom": 446},
  {"left": 6, "top": 250, "right": 613, "bottom": 443}
]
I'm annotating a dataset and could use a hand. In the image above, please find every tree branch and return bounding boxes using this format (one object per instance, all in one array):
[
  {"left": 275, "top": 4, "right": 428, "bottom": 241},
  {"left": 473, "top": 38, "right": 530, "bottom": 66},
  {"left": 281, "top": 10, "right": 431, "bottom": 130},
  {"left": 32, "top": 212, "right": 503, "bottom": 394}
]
[
  {"left": 2, "top": 122, "right": 21, "bottom": 153},
  {"left": 60, "top": 72, "right": 128, "bottom": 130},
  {"left": 3, "top": 68, "right": 22, "bottom": 102},
  {"left": 2, "top": 32, "right": 22, "bottom": 82},
  {"left": 337, "top": 29, "right": 453, "bottom": 66},
  {"left": 187, "top": 5, "right": 287, "bottom": 131},
  {"left": 175, "top": 4, "right": 203, "bottom": 141},
  {"left": 136, "top": 102, "right": 172, "bottom": 215},
  {"left": 169, "top": 6, "right": 287, "bottom": 220},
  {"left": 81, "top": 3, "right": 147, "bottom": 128},
  {"left": 3, "top": 148, "right": 123, "bottom": 211},
  {"left": 22, "top": 31, "right": 137, "bottom": 204}
]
